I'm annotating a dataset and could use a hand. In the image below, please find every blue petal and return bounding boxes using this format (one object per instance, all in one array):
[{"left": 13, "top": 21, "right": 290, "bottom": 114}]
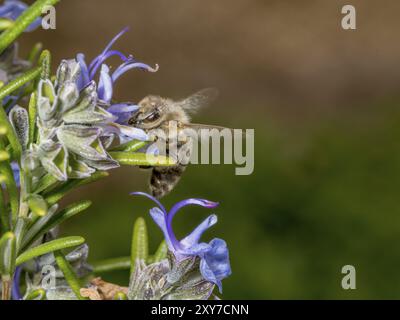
[
  {"left": 76, "top": 53, "right": 90, "bottom": 90},
  {"left": 178, "top": 242, "right": 211, "bottom": 257},
  {"left": 180, "top": 214, "right": 217, "bottom": 249},
  {"left": 103, "top": 123, "right": 148, "bottom": 142},
  {"left": 11, "top": 161, "right": 20, "bottom": 187},
  {"left": 25, "top": 17, "right": 41, "bottom": 32},
  {"left": 107, "top": 103, "right": 138, "bottom": 125},
  {"left": 107, "top": 104, "right": 138, "bottom": 114},
  {"left": 149, "top": 207, "right": 177, "bottom": 252},
  {"left": 200, "top": 238, "right": 231, "bottom": 293},
  {"left": 146, "top": 143, "right": 160, "bottom": 156},
  {"left": 98, "top": 64, "right": 113, "bottom": 103},
  {"left": 200, "top": 259, "right": 220, "bottom": 290},
  {"left": 12, "top": 266, "right": 22, "bottom": 300}
]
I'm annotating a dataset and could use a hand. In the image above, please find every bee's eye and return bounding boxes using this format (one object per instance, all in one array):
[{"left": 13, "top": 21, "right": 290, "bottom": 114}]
[{"left": 144, "top": 110, "right": 161, "bottom": 123}]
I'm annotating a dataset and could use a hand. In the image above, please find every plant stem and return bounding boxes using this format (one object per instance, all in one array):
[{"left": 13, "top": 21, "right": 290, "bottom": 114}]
[{"left": 1, "top": 276, "right": 11, "bottom": 300}]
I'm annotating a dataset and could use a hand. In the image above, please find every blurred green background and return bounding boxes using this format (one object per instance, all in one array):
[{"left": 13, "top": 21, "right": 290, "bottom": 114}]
[{"left": 18, "top": 0, "right": 400, "bottom": 298}]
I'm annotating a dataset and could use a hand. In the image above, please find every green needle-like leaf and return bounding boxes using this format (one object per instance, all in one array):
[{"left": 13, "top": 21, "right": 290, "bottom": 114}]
[
  {"left": 38, "top": 50, "right": 51, "bottom": 80},
  {"left": 110, "top": 139, "right": 149, "bottom": 152},
  {"left": 21, "top": 200, "right": 91, "bottom": 250},
  {"left": 130, "top": 217, "right": 149, "bottom": 275},
  {"left": 0, "top": 67, "right": 41, "bottom": 102},
  {"left": 16, "top": 236, "right": 85, "bottom": 266},
  {"left": 0, "top": 0, "right": 60, "bottom": 54},
  {"left": 153, "top": 240, "right": 168, "bottom": 263},
  {"left": 28, "top": 92, "right": 38, "bottom": 144},
  {"left": 32, "top": 173, "right": 59, "bottom": 194},
  {"left": 92, "top": 256, "right": 130, "bottom": 273},
  {"left": 0, "top": 232, "right": 15, "bottom": 275},
  {"left": 54, "top": 250, "right": 86, "bottom": 300},
  {"left": 110, "top": 152, "right": 176, "bottom": 167}
]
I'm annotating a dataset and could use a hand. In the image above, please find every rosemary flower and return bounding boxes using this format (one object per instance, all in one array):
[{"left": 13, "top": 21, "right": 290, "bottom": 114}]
[
  {"left": 132, "top": 192, "right": 232, "bottom": 293},
  {"left": 76, "top": 28, "right": 159, "bottom": 128}
]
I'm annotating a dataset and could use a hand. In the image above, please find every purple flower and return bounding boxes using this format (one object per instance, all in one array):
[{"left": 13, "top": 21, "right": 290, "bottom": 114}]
[
  {"left": 11, "top": 161, "right": 20, "bottom": 186},
  {"left": 1, "top": 161, "right": 20, "bottom": 187},
  {"left": 12, "top": 266, "right": 22, "bottom": 300},
  {"left": 0, "top": 0, "right": 42, "bottom": 32},
  {"left": 132, "top": 192, "right": 232, "bottom": 292},
  {"left": 76, "top": 28, "right": 159, "bottom": 125}
]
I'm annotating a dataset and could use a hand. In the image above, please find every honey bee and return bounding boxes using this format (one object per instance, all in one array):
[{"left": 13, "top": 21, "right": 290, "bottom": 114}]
[{"left": 128, "top": 88, "right": 221, "bottom": 199}]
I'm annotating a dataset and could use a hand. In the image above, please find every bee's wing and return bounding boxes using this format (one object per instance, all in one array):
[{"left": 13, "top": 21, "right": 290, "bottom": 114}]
[
  {"left": 181, "top": 123, "right": 249, "bottom": 142},
  {"left": 183, "top": 123, "right": 230, "bottom": 132},
  {"left": 178, "top": 88, "right": 219, "bottom": 114}
]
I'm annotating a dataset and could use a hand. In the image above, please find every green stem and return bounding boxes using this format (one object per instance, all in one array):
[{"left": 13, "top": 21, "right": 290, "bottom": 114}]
[
  {"left": 0, "top": 0, "right": 61, "bottom": 54},
  {"left": 0, "top": 232, "right": 16, "bottom": 299},
  {"left": 1, "top": 276, "right": 11, "bottom": 300}
]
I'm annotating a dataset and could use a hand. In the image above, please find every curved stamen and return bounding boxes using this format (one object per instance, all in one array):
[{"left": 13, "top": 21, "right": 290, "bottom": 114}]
[
  {"left": 112, "top": 61, "right": 159, "bottom": 83},
  {"left": 131, "top": 192, "right": 167, "bottom": 214},
  {"left": 88, "top": 27, "right": 130, "bottom": 78},
  {"left": 89, "top": 50, "right": 132, "bottom": 80}
]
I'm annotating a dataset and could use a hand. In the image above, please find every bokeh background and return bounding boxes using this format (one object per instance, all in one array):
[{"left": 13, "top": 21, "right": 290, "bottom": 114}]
[{"left": 18, "top": 0, "right": 400, "bottom": 298}]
